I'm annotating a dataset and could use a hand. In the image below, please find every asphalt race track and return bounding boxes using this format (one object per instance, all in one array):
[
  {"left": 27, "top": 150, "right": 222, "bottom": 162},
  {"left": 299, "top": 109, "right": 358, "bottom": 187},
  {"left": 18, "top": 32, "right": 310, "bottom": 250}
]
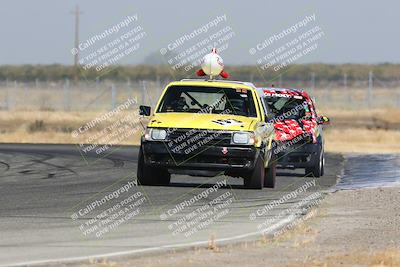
[{"left": 0, "top": 144, "right": 343, "bottom": 266}]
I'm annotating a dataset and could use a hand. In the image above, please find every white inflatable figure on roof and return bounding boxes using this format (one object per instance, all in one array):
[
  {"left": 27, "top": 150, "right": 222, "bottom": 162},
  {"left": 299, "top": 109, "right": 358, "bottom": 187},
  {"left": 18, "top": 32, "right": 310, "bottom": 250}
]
[{"left": 196, "top": 48, "right": 229, "bottom": 79}]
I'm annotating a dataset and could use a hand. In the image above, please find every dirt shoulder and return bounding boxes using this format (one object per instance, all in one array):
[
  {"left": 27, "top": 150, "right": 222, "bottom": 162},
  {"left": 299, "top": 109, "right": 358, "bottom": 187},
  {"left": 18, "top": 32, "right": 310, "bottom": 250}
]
[{"left": 68, "top": 186, "right": 400, "bottom": 267}]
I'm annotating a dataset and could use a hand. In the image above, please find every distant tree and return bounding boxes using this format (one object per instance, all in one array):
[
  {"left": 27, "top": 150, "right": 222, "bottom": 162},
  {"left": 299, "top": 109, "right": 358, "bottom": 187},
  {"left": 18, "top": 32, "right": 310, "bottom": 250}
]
[
  {"left": 1, "top": 63, "right": 399, "bottom": 84},
  {"left": 142, "top": 50, "right": 177, "bottom": 65}
]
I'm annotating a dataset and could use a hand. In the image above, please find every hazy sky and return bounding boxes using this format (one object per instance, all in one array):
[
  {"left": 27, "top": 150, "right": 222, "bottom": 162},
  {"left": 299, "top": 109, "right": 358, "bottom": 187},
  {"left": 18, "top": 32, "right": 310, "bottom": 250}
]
[{"left": 0, "top": 0, "right": 399, "bottom": 65}]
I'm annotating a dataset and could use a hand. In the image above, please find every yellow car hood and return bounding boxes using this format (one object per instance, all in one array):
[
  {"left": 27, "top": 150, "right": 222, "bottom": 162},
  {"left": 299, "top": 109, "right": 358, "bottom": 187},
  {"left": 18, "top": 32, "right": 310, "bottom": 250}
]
[{"left": 148, "top": 113, "right": 258, "bottom": 131}]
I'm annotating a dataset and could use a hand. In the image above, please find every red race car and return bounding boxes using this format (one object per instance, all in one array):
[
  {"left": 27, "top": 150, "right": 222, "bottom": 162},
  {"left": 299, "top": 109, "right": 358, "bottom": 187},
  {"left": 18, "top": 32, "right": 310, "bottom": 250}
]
[{"left": 259, "top": 87, "right": 330, "bottom": 177}]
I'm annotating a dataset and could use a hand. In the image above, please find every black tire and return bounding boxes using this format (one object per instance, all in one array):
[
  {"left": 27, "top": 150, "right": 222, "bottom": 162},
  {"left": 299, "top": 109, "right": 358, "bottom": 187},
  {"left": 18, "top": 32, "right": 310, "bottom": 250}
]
[
  {"left": 320, "top": 152, "right": 325, "bottom": 176},
  {"left": 137, "top": 147, "right": 171, "bottom": 186},
  {"left": 264, "top": 159, "right": 276, "bottom": 188},
  {"left": 244, "top": 156, "right": 264, "bottom": 189},
  {"left": 305, "top": 147, "right": 324, "bottom": 178}
]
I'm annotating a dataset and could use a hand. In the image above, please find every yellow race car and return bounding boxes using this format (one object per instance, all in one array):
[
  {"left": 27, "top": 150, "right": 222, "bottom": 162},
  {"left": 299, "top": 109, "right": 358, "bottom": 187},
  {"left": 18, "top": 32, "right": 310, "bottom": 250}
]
[{"left": 137, "top": 79, "right": 276, "bottom": 189}]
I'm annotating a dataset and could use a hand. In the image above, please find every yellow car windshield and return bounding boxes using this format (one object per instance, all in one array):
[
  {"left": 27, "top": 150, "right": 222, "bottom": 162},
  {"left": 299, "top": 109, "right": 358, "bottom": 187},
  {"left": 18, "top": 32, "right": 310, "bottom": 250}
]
[{"left": 157, "top": 85, "right": 257, "bottom": 117}]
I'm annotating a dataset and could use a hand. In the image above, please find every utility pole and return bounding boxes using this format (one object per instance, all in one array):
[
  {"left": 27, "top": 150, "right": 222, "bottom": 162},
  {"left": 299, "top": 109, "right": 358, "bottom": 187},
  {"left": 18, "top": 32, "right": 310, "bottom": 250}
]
[
  {"left": 344, "top": 73, "right": 351, "bottom": 104},
  {"left": 368, "top": 71, "right": 373, "bottom": 107},
  {"left": 311, "top": 72, "right": 315, "bottom": 90},
  {"left": 71, "top": 5, "right": 83, "bottom": 84}
]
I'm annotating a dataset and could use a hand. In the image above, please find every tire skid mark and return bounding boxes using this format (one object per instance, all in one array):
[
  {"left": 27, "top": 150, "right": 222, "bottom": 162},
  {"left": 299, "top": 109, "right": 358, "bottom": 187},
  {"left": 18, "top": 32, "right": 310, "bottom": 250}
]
[
  {"left": 31, "top": 159, "right": 78, "bottom": 176},
  {"left": 11, "top": 152, "right": 54, "bottom": 171},
  {"left": 107, "top": 157, "right": 125, "bottom": 167},
  {"left": 0, "top": 151, "right": 78, "bottom": 179},
  {"left": 0, "top": 161, "right": 10, "bottom": 172}
]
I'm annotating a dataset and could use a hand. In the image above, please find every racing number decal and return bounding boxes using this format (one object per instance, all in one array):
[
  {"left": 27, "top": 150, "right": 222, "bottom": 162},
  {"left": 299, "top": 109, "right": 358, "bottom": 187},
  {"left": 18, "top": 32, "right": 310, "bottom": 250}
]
[{"left": 211, "top": 119, "right": 243, "bottom": 126}]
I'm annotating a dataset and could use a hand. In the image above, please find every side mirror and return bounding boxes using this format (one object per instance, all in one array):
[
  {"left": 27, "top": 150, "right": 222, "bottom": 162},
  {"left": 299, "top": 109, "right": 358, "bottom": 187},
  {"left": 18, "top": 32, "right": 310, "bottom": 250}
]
[
  {"left": 318, "top": 116, "right": 330, "bottom": 125},
  {"left": 139, "top": 105, "right": 151, "bottom": 116}
]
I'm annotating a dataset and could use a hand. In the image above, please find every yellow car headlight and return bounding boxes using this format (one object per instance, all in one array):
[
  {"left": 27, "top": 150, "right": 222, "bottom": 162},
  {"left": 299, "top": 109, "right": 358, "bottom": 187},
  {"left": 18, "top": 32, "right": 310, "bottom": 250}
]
[
  {"left": 145, "top": 128, "right": 167, "bottom": 141},
  {"left": 231, "top": 132, "right": 255, "bottom": 145}
]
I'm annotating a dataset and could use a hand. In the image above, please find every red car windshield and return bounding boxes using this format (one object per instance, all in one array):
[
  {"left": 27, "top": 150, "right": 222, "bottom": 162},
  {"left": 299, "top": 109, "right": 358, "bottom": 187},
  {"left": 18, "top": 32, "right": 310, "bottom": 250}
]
[{"left": 264, "top": 95, "right": 311, "bottom": 121}]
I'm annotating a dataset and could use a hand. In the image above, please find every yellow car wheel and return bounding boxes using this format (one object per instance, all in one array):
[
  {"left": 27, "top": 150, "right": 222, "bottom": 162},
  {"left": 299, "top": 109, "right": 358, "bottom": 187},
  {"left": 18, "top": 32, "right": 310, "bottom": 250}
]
[
  {"left": 137, "top": 147, "right": 170, "bottom": 186},
  {"left": 244, "top": 156, "right": 264, "bottom": 189},
  {"left": 264, "top": 160, "right": 276, "bottom": 188}
]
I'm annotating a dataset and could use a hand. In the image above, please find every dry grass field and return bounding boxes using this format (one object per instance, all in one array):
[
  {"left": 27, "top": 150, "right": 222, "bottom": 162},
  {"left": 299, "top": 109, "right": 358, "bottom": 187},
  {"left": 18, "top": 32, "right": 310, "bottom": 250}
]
[
  {"left": 0, "top": 110, "right": 144, "bottom": 145},
  {"left": 0, "top": 107, "right": 399, "bottom": 154},
  {"left": 321, "top": 108, "right": 400, "bottom": 153},
  {"left": 0, "top": 86, "right": 399, "bottom": 153}
]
